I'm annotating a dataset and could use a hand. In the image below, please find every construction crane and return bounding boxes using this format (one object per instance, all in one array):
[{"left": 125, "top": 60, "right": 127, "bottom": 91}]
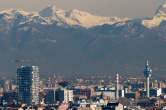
[{"left": 14, "top": 58, "right": 45, "bottom": 68}]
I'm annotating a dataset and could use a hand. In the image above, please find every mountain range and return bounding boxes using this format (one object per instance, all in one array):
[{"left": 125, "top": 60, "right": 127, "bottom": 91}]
[{"left": 0, "top": 4, "right": 166, "bottom": 78}]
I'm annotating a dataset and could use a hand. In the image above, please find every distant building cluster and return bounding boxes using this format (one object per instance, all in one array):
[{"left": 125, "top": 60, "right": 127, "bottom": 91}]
[{"left": 1, "top": 60, "right": 166, "bottom": 109}]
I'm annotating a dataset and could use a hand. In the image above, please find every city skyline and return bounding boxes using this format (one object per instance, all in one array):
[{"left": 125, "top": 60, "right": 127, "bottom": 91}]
[{"left": 0, "top": 59, "right": 165, "bottom": 109}]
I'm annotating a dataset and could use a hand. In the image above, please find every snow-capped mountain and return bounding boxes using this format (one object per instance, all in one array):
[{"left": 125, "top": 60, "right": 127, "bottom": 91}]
[
  {"left": 0, "top": 4, "right": 166, "bottom": 77},
  {"left": 0, "top": 8, "right": 50, "bottom": 33},
  {"left": 0, "top": 3, "right": 166, "bottom": 30},
  {"left": 39, "top": 5, "right": 129, "bottom": 28},
  {"left": 142, "top": 3, "right": 166, "bottom": 28},
  {"left": 0, "top": 6, "right": 130, "bottom": 29}
]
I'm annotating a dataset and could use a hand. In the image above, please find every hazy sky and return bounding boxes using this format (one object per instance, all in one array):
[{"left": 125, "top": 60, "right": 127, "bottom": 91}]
[{"left": 0, "top": 0, "right": 164, "bottom": 18}]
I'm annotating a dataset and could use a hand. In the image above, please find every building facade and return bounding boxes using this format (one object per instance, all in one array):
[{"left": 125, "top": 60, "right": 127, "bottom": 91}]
[
  {"left": 44, "top": 88, "right": 56, "bottom": 104},
  {"left": 56, "top": 88, "right": 73, "bottom": 103},
  {"left": 17, "top": 66, "right": 39, "bottom": 105}
]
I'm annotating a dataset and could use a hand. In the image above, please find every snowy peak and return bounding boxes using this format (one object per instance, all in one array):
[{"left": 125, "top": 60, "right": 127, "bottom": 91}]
[
  {"left": 39, "top": 6, "right": 129, "bottom": 28},
  {"left": 142, "top": 3, "right": 166, "bottom": 28},
  {"left": 0, "top": 8, "right": 49, "bottom": 34},
  {"left": 4, "top": 5, "right": 166, "bottom": 29},
  {"left": 39, "top": 5, "right": 62, "bottom": 17},
  {"left": 0, "top": 6, "right": 130, "bottom": 28},
  {"left": 0, "top": 8, "right": 41, "bottom": 21},
  {"left": 0, "top": 9, "right": 29, "bottom": 15},
  {"left": 155, "top": 3, "right": 166, "bottom": 16}
]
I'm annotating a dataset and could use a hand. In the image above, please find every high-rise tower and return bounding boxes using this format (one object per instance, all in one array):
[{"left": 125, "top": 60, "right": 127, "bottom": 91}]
[
  {"left": 17, "top": 66, "right": 40, "bottom": 105},
  {"left": 144, "top": 60, "right": 152, "bottom": 98}
]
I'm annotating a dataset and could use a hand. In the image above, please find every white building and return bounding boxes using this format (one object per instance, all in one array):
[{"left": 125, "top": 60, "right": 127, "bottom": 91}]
[
  {"left": 157, "top": 88, "right": 162, "bottom": 96},
  {"left": 56, "top": 89, "right": 73, "bottom": 103},
  {"left": 150, "top": 88, "right": 162, "bottom": 97},
  {"left": 64, "top": 89, "right": 73, "bottom": 103},
  {"left": 94, "top": 88, "right": 124, "bottom": 100}
]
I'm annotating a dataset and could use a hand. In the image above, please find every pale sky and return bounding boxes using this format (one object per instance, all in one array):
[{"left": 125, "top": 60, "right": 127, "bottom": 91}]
[{"left": 0, "top": 0, "right": 164, "bottom": 18}]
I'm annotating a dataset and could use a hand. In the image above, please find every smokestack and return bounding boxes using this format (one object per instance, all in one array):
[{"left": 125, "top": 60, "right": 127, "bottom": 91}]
[{"left": 116, "top": 72, "right": 119, "bottom": 100}]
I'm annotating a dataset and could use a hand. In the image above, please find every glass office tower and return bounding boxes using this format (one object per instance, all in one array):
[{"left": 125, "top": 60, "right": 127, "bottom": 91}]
[{"left": 17, "top": 66, "right": 39, "bottom": 105}]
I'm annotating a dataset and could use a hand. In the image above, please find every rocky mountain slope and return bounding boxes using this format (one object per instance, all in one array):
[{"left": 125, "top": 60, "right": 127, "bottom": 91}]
[{"left": 0, "top": 4, "right": 166, "bottom": 78}]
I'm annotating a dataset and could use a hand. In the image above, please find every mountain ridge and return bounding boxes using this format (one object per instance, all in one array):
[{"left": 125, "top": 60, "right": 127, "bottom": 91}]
[
  {"left": 0, "top": 4, "right": 166, "bottom": 78},
  {"left": 0, "top": 3, "right": 166, "bottom": 29}
]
